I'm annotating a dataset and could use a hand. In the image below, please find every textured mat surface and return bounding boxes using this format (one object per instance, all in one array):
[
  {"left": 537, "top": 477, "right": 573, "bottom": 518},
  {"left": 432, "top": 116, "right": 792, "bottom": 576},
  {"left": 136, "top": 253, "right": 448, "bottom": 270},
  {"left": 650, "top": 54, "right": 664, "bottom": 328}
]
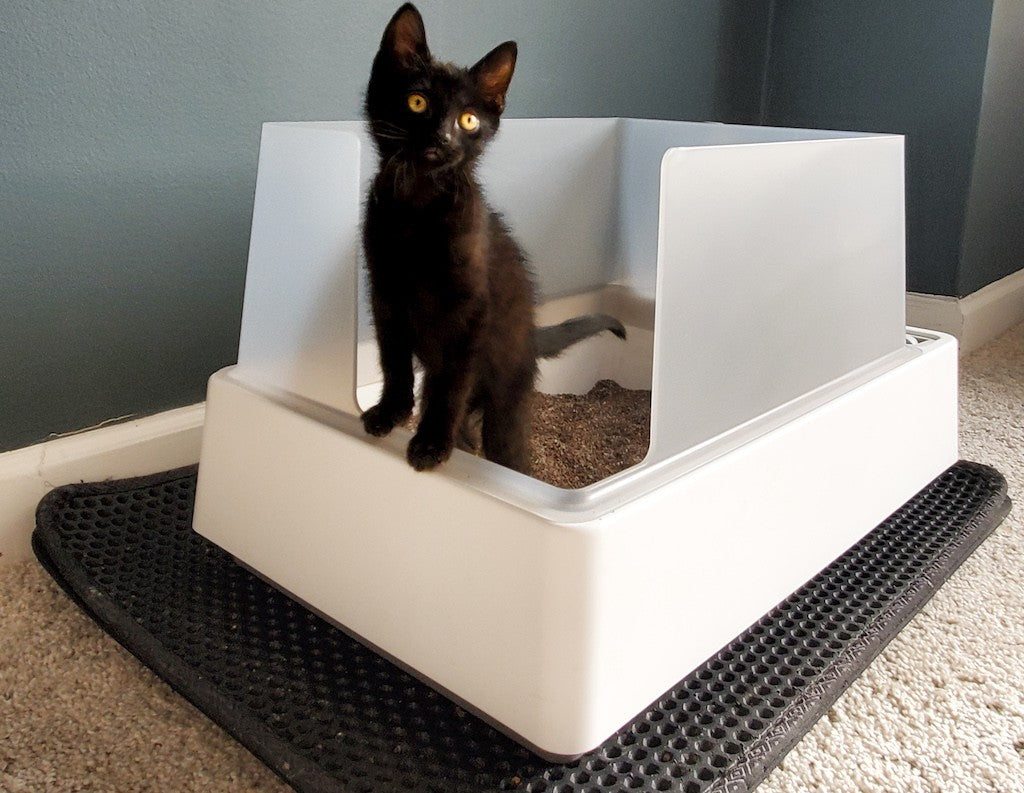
[{"left": 33, "top": 461, "right": 1008, "bottom": 793}]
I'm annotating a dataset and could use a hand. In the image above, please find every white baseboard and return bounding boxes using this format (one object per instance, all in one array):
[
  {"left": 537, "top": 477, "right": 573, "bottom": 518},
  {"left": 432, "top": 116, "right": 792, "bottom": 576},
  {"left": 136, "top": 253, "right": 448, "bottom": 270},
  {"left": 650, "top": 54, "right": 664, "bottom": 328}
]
[
  {"left": 0, "top": 404, "right": 204, "bottom": 566},
  {"left": 907, "top": 268, "right": 1024, "bottom": 355}
]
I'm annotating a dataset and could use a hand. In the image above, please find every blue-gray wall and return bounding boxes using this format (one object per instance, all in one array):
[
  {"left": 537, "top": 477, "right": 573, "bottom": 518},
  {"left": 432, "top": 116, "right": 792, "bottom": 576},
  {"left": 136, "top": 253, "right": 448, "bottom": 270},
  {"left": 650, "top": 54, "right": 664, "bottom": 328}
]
[
  {"left": 3, "top": 0, "right": 1020, "bottom": 453},
  {"left": 960, "top": 0, "right": 1024, "bottom": 296},
  {"left": 759, "top": 0, "right": 995, "bottom": 297},
  {"left": 1, "top": 1, "right": 769, "bottom": 452}
]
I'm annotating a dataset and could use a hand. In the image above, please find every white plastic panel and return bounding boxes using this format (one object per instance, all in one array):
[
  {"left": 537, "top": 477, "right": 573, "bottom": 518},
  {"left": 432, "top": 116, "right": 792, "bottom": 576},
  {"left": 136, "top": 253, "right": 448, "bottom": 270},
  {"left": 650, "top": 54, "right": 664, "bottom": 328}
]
[
  {"left": 613, "top": 119, "right": 882, "bottom": 299},
  {"left": 234, "top": 119, "right": 907, "bottom": 459},
  {"left": 478, "top": 118, "right": 620, "bottom": 299},
  {"left": 649, "top": 135, "right": 907, "bottom": 460},
  {"left": 236, "top": 121, "right": 367, "bottom": 415}
]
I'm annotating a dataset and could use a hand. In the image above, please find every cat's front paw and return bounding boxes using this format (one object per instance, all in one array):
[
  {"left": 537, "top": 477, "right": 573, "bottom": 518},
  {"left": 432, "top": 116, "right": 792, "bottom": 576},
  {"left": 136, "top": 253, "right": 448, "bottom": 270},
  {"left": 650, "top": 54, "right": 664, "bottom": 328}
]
[
  {"left": 407, "top": 432, "right": 452, "bottom": 471},
  {"left": 361, "top": 402, "right": 410, "bottom": 437}
]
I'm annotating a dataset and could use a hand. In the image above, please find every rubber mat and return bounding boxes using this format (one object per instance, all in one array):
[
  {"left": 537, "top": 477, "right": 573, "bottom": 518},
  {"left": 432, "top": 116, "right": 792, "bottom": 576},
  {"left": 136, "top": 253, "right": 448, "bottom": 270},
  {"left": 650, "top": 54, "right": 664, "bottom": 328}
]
[{"left": 33, "top": 461, "right": 1009, "bottom": 793}]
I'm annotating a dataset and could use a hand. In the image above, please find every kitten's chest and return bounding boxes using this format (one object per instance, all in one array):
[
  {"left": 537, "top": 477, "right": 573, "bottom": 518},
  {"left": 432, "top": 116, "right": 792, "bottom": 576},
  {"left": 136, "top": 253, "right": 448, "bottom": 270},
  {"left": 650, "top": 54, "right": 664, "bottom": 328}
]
[{"left": 367, "top": 194, "right": 485, "bottom": 284}]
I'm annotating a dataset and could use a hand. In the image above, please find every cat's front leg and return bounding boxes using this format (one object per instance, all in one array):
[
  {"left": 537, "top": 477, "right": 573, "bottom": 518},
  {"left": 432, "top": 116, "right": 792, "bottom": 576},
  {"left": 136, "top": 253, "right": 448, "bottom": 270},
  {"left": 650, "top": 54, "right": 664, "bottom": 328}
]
[
  {"left": 407, "top": 338, "right": 480, "bottom": 471},
  {"left": 362, "top": 376, "right": 414, "bottom": 437},
  {"left": 406, "top": 431, "right": 450, "bottom": 471},
  {"left": 406, "top": 367, "right": 471, "bottom": 470},
  {"left": 362, "top": 398, "right": 412, "bottom": 437},
  {"left": 361, "top": 302, "right": 415, "bottom": 437}
]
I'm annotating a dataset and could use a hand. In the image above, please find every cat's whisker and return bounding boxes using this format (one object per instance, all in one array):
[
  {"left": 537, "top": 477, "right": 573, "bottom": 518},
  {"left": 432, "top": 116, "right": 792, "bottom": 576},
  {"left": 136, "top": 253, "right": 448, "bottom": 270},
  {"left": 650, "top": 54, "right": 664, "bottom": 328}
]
[
  {"left": 371, "top": 120, "right": 409, "bottom": 142},
  {"left": 391, "top": 158, "right": 415, "bottom": 196}
]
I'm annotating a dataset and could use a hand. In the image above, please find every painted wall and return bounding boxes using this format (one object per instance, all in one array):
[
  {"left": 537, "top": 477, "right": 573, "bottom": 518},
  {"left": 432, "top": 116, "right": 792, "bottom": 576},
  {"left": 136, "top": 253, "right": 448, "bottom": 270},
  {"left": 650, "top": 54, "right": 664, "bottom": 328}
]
[
  {"left": 6, "top": 0, "right": 1017, "bottom": 453},
  {"left": 959, "top": 0, "right": 1024, "bottom": 296},
  {"left": 0, "top": 0, "right": 769, "bottom": 452},
  {"left": 759, "top": 0, "right": 995, "bottom": 297}
]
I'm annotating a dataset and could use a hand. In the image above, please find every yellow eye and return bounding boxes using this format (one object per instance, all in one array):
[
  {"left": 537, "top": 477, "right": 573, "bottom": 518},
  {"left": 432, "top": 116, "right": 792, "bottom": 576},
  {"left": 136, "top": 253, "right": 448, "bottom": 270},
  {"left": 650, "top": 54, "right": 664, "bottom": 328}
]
[
  {"left": 407, "top": 93, "right": 428, "bottom": 113},
  {"left": 458, "top": 111, "right": 480, "bottom": 132}
]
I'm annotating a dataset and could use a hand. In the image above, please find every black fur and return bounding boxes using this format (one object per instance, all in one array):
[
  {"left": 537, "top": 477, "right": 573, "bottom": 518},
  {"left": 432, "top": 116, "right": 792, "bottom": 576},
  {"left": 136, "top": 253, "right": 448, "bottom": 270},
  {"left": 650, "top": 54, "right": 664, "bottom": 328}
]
[
  {"left": 361, "top": 4, "right": 624, "bottom": 474},
  {"left": 534, "top": 314, "right": 626, "bottom": 359}
]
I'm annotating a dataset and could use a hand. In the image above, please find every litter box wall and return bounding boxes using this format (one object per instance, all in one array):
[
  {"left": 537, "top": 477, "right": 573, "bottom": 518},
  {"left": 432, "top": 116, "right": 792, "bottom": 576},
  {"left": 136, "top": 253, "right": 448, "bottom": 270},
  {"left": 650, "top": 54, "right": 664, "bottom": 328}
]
[
  {"left": 231, "top": 118, "right": 909, "bottom": 452},
  {"left": 193, "top": 118, "right": 959, "bottom": 759}
]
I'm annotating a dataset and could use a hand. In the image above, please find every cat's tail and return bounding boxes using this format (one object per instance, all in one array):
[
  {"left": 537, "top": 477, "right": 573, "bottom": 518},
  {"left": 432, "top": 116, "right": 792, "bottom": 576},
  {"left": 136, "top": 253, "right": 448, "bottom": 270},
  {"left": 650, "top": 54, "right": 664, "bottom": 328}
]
[{"left": 534, "top": 313, "right": 627, "bottom": 359}]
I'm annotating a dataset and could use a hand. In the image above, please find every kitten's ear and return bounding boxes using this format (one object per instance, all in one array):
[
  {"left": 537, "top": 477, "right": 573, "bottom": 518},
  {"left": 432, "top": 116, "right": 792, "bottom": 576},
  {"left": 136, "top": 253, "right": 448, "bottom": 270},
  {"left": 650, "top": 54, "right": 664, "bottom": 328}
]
[
  {"left": 381, "top": 3, "right": 429, "bottom": 65},
  {"left": 471, "top": 41, "right": 517, "bottom": 112}
]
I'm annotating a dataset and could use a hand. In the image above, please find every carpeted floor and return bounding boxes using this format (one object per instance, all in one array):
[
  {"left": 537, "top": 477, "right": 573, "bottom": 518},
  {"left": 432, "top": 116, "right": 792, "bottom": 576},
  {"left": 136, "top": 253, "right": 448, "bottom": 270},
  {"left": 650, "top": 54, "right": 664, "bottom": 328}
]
[{"left": 2, "top": 322, "right": 1022, "bottom": 793}]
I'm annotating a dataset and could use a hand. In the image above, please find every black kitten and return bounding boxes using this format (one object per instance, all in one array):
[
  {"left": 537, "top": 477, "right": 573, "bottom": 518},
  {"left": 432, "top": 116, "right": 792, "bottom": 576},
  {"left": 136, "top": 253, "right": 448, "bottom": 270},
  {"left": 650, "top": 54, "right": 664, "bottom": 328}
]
[{"left": 361, "top": 3, "right": 624, "bottom": 474}]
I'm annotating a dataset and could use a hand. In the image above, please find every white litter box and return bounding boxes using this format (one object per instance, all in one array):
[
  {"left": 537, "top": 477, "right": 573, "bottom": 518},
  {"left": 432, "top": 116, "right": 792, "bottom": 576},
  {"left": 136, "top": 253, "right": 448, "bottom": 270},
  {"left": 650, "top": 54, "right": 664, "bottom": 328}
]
[{"left": 193, "top": 118, "right": 958, "bottom": 760}]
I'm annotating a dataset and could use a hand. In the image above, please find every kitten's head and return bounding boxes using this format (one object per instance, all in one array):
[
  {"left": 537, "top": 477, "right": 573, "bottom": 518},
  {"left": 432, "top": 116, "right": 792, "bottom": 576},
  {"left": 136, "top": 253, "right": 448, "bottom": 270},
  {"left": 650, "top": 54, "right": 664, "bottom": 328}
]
[{"left": 365, "top": 3, "right": 516, "bottom": 176}]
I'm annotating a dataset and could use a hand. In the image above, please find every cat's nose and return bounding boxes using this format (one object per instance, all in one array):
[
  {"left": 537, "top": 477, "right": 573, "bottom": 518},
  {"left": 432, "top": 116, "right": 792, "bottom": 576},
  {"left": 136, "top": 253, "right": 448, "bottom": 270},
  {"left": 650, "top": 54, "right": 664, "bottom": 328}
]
[{"left": 424, "top": 133, "right": 455, "bottom": 163}]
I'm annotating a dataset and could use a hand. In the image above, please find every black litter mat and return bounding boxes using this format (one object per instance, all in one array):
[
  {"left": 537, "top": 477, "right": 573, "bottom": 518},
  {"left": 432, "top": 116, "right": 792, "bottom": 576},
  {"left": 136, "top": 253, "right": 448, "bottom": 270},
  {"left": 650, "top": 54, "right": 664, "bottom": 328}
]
[{"left": 33, "top": 461, "right": 1009, "bottom": 793}]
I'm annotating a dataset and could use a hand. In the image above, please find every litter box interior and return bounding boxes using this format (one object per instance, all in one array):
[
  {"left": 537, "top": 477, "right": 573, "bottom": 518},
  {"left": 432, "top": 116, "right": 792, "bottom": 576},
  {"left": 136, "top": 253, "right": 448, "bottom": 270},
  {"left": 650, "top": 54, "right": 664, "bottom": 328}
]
[{"left": 234, "top": 117, "right": 907, "bottom": 485}]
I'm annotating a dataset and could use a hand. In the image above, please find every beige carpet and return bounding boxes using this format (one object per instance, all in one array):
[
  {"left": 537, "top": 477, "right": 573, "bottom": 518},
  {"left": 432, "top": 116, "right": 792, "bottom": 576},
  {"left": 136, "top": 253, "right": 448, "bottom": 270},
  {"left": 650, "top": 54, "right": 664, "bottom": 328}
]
[{"left": 2, "top": 323, "right": 1023, "bottom": 793}]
